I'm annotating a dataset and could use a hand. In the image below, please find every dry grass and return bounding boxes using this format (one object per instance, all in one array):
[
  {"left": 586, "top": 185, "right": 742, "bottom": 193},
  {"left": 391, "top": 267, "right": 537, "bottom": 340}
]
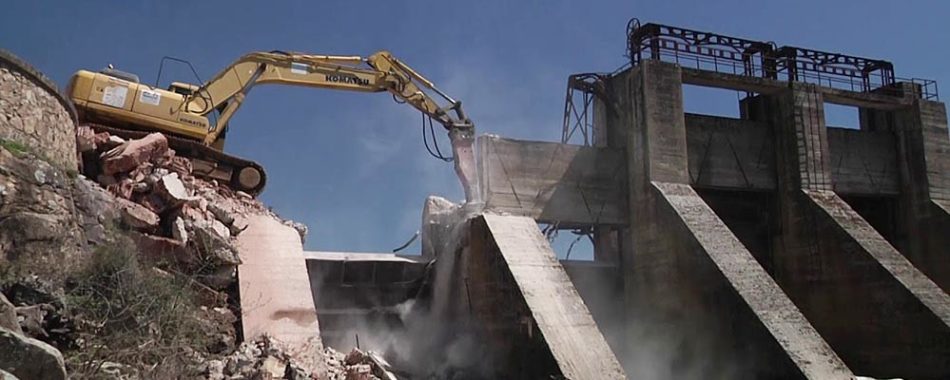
[{"left": 63, "top": 236, "right": 211, "bottom": 379}]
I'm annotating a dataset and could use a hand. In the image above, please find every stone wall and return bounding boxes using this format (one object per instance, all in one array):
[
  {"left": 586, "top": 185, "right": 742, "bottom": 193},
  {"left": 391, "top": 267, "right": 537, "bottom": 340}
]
[{"left": 0, "top": 50, "right": 77, "bottom": 170}]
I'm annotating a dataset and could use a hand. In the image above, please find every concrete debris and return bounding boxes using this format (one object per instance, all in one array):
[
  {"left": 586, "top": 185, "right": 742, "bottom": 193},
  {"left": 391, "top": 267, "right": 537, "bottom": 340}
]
[
  {"left": 76, "top": 126, "right": 109, "bottom": 153},
  {"left": 260, "top": 355, "right": 288, "bottom": 378},
  {"left": 208, "top": 203, "right": 235, "bottom": 225},
  {"left": 323, "top": 347, "right": 395, "bottom": 380},
  {"left": 210, "top": 336, "right": 321, "bottom": 380},
  {"left": 211, "top": 219, "right": 231, "bottom": 240},
  {"left": 342, "top": 348, "right": 397, "bottom": 380},
  {"left": 100, "top": 132, "right": 169, "bottom": 175},
  {"left": 71, "top": 127, "right": 308, "bottom": 293},
  {"left": 172, "top": 216, "right": 188, "bottom": 244},
  {"left": 155, "top": 172, "right": 197, "bottom": 206},
  {"left": 117, "top": 198, "right": 160, "bottom": 231},
  {"left": 190, "top": 220, "right": 241, "bottom": 266}
]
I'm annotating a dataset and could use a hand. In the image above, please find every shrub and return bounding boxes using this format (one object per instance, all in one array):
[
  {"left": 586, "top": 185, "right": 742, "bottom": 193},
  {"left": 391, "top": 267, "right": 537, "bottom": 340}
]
[{"left": 63, "top": 236, "right": 209, "bottom": 379}]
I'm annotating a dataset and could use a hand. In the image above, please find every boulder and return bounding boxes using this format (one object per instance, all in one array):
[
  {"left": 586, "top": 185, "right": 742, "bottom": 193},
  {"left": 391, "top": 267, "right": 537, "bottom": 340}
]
[
  {"left": 0, "top": 294, "right": 20, "bottom": 335},
  {"left": 0, "top": 326, "right": 67, "bottom": 380},
  {"left": 100, "top": 133, "right": 169, "bottom": 175}
]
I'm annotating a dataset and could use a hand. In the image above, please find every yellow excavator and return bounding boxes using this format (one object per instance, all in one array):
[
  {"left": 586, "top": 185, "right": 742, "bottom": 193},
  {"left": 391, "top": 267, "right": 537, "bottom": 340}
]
[{"left": 66, "top": 51, "right": 477, "bottom": 200}]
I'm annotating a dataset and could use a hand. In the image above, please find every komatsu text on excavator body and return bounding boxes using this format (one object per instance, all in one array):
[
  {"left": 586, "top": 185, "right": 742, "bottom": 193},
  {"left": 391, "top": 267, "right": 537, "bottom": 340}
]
[{"left": 67, "top": 51, "right": 477, "bottom": 200}]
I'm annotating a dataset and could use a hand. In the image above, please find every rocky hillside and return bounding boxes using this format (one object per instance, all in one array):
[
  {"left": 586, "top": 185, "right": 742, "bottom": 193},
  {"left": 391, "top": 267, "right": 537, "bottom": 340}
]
[
  {"left": 0, "top": 52, "right": 401, "bottom": 380},
  {"left": 1, "top": 127, "right": 398, "bottom": 379}
]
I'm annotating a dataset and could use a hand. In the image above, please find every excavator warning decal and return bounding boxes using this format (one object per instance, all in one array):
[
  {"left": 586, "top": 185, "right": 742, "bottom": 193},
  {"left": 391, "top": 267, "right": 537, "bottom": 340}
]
[
  {"left": 290, "top": 62, "right": 308, "bottom": 75},
  {"left": 140, "top": 89, "right": 161, "bottom": 106},
  {"left": 102, "top": 86, "right": 128, "bottom": 108}
]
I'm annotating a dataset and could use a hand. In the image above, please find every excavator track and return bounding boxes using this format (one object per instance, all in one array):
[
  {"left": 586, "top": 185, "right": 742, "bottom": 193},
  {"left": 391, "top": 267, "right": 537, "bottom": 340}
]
[{"left": 84, "top": 122, "right": 267, "bottom": 196}]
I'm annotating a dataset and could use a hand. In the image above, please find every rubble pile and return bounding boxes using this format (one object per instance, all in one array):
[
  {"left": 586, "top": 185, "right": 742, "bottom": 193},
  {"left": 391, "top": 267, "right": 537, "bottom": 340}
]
[
  {"left": 202, "top": 336, "right": 396, "bottom": 380},
  {"left": 75, "top": 126, "right": 277, "bottom": 290}
]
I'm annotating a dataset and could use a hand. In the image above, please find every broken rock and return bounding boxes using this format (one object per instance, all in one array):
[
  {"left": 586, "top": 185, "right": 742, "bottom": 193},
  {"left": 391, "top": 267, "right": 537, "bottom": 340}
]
[
  {"left": 100, "top": 133, "right": 169, "bottom": 175},
  {"left": 75, "top": 126, "right": 109, "bottom": 153},
  {"left": 155, "top": 173, "right": 197, "bottom": 207},
  {"left": 131, "top": 232, "right": 195, "bottom": 267},
  {"left": 345, "top": 364, "right": 373, "bottom": 380},
  {"left": 117, "top": 198, "right": 160, "bottom": 231},
  {"left": 211, "top": 219, "right": 230, "bottom": 240},
  {"left": 190, "top": 221, "right": 241, "bottom": 266},
  {"left": 260, "top": 356, "right": 288, "bottom": 379},
  {"left": 208, "top": 203, "right": 235, "bottom": 225},
  {"left": 166, "top": 156, "right": 193, "bottom": 176},
  {"left": 172, "top": 216, "right": 188, "bottom": 244}
]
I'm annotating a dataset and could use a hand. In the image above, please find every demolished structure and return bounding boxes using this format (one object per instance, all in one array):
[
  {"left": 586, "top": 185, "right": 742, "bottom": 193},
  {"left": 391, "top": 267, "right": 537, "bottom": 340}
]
[
  {"left": 2, "top": 18, "right": 950, "bottom": 380},
  {"left": 308, "top": 21, "right": 950, "bottom": 380}
]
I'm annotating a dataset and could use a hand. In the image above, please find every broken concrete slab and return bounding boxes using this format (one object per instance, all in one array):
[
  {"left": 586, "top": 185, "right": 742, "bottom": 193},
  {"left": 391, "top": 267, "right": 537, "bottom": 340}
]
[
  {"left": 155, "top": 173, "right": 197, "bottom": 207},
  {"left": 189, "top": 220, "right": 240, "bottom": 266},
  {"left": 116, "top": 198, "right": 160, "bottom": 231},
  {"left": 235, "top": 214, "right": 326, "bottom": 377},
  {"left": 100, "top": 132, "right": 169, "bottom": 175}
]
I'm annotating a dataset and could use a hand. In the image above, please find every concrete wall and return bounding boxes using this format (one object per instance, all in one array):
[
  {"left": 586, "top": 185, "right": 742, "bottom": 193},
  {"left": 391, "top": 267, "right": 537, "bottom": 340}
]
[
  {"left": 606, "top": 61, "right": 852, "bottom": 379},
  {"left": 751, "top": 84, "right": 950, "bottom": 379},
  {"left": 685, "top": 113, "right": 774, "bottom": 190},
  {"left": 892, "top": 100, "right": 950, "bottom": 293},
  {"left": 477, "top": 135, "right": 626, "bottom": 226},
  {"left": 683, "top": 114, "right": 900, "bottom": 195},
  {"left": 827, "top": 128, "right": 900, "bottom": 195},
  {"left": 0, "top": 50, "right": 76, "bottom": 170},
  {"left": 304, "top": 252, "right": 428, "bottom": 349}
]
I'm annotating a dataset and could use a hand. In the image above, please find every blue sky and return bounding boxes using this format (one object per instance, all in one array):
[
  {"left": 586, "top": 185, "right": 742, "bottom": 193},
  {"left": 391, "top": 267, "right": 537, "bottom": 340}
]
[{"left": 3, "top": 1, "right": 947, "bottom": 256}]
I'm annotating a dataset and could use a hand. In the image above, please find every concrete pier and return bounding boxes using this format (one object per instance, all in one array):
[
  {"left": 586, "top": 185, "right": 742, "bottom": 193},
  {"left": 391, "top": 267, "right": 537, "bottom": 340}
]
[
  {"left": 235, "top": 215, "right": 326, "bottom": 376},
  {"left": 468, "top": 214, "right": 624, "bottom": 379}
]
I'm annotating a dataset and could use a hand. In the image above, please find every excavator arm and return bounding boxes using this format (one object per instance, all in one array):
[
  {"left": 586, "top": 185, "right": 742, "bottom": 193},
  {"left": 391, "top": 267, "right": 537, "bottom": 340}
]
[{"left": 185, "top": 50, "right": 478, "bottom": 201}]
